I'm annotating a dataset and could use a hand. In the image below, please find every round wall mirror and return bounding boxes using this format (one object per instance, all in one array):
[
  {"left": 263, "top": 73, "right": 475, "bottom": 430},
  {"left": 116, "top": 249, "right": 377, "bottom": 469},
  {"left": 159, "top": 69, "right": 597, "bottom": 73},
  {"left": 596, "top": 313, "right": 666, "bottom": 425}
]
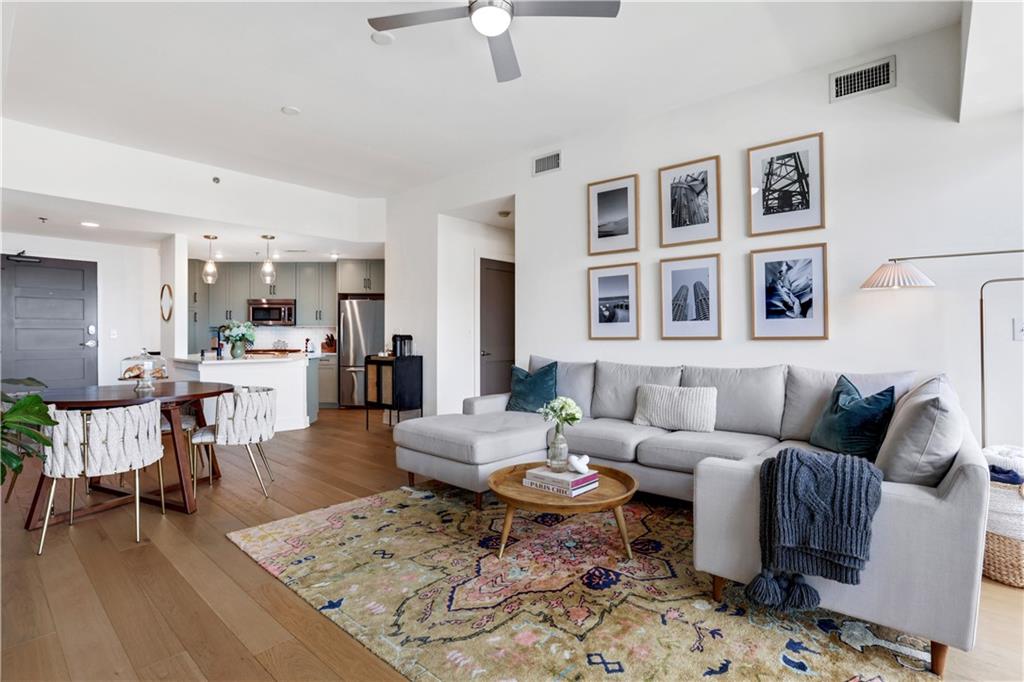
[{"left": 159, "top": 284, "right": 174, "bottom": 321}]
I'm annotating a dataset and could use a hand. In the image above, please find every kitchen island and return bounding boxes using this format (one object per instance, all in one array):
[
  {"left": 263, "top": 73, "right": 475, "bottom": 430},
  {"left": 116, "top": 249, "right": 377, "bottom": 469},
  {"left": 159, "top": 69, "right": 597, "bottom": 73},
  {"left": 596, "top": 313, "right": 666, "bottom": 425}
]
[{"left": 172, "top": 352, "right": 320, "bottom": 431}]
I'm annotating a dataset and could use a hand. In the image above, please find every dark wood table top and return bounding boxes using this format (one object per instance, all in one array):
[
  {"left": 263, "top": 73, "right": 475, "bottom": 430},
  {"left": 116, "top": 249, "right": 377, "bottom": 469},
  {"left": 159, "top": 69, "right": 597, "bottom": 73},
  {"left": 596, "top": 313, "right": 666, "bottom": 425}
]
[{"left": 39, "top": 381, "right": 234, "bottom": 409}]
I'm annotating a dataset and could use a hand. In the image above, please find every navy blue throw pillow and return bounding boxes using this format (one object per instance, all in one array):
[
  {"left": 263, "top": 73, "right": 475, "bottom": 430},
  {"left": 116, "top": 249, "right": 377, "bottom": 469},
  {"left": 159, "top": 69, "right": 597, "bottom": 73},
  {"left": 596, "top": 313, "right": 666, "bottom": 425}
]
[
  {"left": 809, "top": 375, "right": 895, "bottom": 461},
  {"left": 506, "top": 362, "right": 557, "bottom": 413}
]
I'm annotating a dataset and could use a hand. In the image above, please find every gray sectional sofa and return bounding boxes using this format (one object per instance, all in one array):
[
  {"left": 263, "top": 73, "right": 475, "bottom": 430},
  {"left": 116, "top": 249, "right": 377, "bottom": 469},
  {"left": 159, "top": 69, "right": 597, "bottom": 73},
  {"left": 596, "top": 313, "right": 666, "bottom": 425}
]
[{"left": 394, "top": 357, "right": 991, "bottom": 668}]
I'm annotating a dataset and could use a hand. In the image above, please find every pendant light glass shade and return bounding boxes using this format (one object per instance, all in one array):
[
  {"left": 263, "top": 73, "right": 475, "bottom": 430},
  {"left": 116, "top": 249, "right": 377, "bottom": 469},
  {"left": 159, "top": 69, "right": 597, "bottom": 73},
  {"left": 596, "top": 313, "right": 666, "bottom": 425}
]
[
  {"left": 201, "top": 235, "right": 218, "bottom": 284},
  {"left": 860, "top": 260, "right": 936, "bottom": 290},
  {"left": 260, "top": 235, "right": 276, "bottom": 285}
]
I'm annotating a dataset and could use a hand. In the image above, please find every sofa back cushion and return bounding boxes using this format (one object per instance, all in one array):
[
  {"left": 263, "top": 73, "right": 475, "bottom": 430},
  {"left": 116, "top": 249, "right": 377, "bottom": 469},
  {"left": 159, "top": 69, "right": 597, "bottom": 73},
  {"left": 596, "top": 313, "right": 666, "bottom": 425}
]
[
  {"left": 591, "top": 360, "right": 682, "bottom": 420},
  {"left": 874, "top": 374, "right": 964, "bottom": 487},
  {"left": 529, "top": 355, "right": 595, "bottom": 417},
  {"left": 782, "top": 365, "right": 917, "bottom": 441},
  {"left": 633, "top": 385, "right": 717, "bottom": 432},
  {"left": 680, "top": 365, "right": 787, "bottom": 437}
]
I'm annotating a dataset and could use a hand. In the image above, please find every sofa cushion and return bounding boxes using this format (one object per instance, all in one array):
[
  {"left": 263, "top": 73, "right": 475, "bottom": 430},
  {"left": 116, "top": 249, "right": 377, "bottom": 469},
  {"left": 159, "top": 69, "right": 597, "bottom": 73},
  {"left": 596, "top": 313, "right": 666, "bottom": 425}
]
[
  {"left": 637, "top": 430, "right": 779, "bottom": 473},
  {"left": 530, "top": 355, "right": 595, "bottom": 417},
  {"left": 781, "top": 365, "right": 917, "bottom": 441},
  {"left": 507, "top": 363, "right": 557, "bottom": 413},
  {"left": 680, "top": 365, "right": 787, "bottom": 437},
  {"left": 393, "top": 412, "right": 549, "bottom": 465},
  {"left": 633, "top": 385, "right": 717, "bottom": 432},
  {"left": 874, "top": 375, "right": 964, "bottom": 487},
  {"left": 809, "top": 376, "right": 895, "bottom": 461},
  {"left": 591, "top": 361, "right": 682, "bottom": 420},
  {"left": 561, "top": 418, "right": 667, "bottom": 462}
]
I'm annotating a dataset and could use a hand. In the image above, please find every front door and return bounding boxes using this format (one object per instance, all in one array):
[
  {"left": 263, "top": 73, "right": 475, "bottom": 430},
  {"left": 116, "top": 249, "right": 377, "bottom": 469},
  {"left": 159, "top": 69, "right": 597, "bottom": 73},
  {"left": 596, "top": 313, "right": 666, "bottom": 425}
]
[
  {"left": 1, "top": 254, "right": 99, "bottom": 388},
  {"left": 479, "top": 258, "right": 515, "bottom": 395}
]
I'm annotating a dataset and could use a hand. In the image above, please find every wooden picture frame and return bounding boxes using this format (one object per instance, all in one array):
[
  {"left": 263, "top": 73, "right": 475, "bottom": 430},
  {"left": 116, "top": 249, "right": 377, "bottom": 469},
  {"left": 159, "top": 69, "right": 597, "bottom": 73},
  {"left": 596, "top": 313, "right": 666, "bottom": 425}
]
[
  {"left": 588, "top": 262, "right": 640, "bottom": 340},
  {"left": 159, "top": 283, "right": 174, "bottom": 322},
  {"left": 660, "top": 253, "right": 721, "bottom": 340},
  {"left": 749, "top": 242, "right": 829, "bottom": 340},
  {"left": 658, "top": 155, "right": 721, "bottom": 247},
  {"left": 588, "top": 174, "right": 639, "bottom": 255},
  {"left": 747, "top": 132, "right": 825, "bottom": 237}
]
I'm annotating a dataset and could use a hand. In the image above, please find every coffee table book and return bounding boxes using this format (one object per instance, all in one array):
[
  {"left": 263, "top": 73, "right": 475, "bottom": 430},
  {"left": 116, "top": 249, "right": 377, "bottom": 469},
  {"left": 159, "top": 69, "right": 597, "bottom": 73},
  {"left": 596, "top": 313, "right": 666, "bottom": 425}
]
[
  {"left": 525, "top": 466, "right": 599, "bottom": 490},
  {"left": 523, "top": 479, "right": 599, "bottom": 497}
]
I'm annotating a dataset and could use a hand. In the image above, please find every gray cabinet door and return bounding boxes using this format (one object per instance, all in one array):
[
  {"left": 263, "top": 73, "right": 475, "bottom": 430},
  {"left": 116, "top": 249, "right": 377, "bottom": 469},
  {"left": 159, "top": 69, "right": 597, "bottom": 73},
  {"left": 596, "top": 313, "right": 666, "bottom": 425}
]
[
  {"left": 318, "top": 358, "right": 338, "bottom": 404},
  {"left": 319, "top": 263, "right": 338, "bottom": 327},
  {"left": 295, "top": 263, "right": 320, "bottom": 326},
  {"left": 337, "top": 259, "right": 364, "bottom": 293},
  {"left": 250, "top": 263, "right": 272, "bottom": 299},
  {"left": 208, "top": 265, "right": 230, "bottom": 326},
  {"left": 368, "top": 259, "right": 385, "bottom": 293},
  {"left": 272, "top": 263, "right": 296, "bottom": 299},
  {"left": 226, "top": 263, "right": 251, "bottom": 322}
]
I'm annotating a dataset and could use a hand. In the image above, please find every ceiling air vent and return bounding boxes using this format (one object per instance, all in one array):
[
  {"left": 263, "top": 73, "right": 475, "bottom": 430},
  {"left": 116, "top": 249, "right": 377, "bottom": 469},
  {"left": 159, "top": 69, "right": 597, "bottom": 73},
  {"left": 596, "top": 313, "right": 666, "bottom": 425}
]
[
  {"left": 532, "top": 151, "right": 561, "bottom": 176},
  {"left": 829, "top": 56, "right": 896, "bottom": 102}
]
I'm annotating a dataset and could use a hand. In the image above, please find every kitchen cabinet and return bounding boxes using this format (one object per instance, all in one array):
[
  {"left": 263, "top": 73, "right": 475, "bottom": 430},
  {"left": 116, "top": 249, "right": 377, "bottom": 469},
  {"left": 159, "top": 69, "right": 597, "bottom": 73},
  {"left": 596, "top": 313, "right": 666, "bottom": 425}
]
[
  {"left": 187, "top": 260, "right": 210, "bottom": 353},
  {"left": 295, "top": 263, "right": 320, "bottom": 326},
  {"left": 250, "top": 262, "right": 296, "bottom": 299},
  {"left": 318, "top": 354, "right": 338, "bottom": 406},
  {"left": 337, "top": 259, "right": 385, "bottom": 294},
  {"left": 319, "top": 262, "right": 338, "bottom": 327},
  {"left": 368, "top": 259, "right": 385, "bottom": 293},
  {"left": 209, "top": 262, "right": 252, "bottom": 325}
]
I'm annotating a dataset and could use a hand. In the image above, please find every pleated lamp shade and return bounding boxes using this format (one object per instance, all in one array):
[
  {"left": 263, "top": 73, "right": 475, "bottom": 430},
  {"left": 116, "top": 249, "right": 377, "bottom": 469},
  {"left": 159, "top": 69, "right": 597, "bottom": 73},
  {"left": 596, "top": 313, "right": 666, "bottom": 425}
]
[{"left": 861, "top": 261, "right": 936, "bottom": 289}]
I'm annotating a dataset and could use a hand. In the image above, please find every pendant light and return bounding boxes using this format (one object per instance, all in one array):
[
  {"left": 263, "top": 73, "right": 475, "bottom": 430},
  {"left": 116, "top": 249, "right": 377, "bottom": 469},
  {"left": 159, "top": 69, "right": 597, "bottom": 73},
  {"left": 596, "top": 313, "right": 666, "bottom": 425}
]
[
  {"left": 202, "top": 235, "right": 219, "bottom": 284},
  {"left": 260, "top": 235, "right": 277, "bottom": 285}
]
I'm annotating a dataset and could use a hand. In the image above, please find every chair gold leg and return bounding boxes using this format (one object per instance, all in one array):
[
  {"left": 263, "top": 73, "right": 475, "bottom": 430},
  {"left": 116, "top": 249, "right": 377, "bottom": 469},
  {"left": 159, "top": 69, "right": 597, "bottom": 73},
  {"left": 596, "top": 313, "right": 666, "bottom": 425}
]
[
  {"left": 37, "top": 478, "right": 58, "bottom": 556},
  {"left": 134, "top": 469, "right": 141, "bottom": 543},
  {"left": 244, "top": 444, "right": 269, "bottom": 498},
  {"left": 255, "top": 443, "right": 274, "bottom": 481},
  {"left": 68, "top": 478, "right": 76, "bottom": 526},
  {"left": 208, "top": 446, "right": 215, "bottom": 488},
  {"left": 5, "top": 469, "right": 19, "bottom": 503},
  {"left": 157, "top": 459, "right": 166, "bottom": 515}
]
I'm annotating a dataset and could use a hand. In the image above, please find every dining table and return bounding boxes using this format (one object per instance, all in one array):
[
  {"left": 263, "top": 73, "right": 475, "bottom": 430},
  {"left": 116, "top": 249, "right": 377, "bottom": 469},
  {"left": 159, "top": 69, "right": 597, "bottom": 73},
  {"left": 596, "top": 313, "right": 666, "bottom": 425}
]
[{"left": 24, "top": 381, "right": 234, "bottom": 531}]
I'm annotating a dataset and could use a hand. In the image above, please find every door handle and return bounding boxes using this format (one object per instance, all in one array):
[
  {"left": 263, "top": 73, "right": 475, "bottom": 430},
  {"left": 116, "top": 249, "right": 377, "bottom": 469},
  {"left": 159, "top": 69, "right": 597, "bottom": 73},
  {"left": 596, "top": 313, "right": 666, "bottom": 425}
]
[
  {"left": 80, "top": 340, "right": 97, "bottom": 348},
  {"left": 480, "top": 350, "right": 492, "bottom": 357}
]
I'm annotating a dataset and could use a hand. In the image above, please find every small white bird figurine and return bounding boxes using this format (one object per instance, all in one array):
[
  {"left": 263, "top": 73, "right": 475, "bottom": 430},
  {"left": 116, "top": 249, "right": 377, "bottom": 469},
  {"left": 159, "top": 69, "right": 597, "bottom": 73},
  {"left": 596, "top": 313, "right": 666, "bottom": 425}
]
[{"left": 568, "top": 454, "right": 590, "bottom": 475}]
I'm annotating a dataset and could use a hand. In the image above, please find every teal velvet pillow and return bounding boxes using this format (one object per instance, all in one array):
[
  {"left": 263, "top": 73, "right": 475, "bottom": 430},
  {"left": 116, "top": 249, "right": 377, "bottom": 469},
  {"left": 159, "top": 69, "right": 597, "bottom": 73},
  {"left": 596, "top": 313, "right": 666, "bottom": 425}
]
[
  {"left": 809, "top": 375, "right": 895, "bottom": 461},
  {"left": 506, "top": 362, "right": 557, "bottom": 413}
]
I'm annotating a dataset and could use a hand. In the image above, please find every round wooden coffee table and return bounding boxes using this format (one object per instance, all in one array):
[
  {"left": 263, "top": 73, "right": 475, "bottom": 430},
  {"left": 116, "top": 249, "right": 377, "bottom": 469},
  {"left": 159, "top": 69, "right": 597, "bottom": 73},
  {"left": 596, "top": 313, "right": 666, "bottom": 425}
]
[{"left": 487, "top": 462, "right": 639, "bottom": 560}]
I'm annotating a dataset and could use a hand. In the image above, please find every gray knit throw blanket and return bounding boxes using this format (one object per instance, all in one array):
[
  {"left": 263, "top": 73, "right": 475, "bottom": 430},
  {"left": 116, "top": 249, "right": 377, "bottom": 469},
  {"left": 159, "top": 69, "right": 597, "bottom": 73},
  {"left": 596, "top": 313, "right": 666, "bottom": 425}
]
[{"left": 744, "top": 447, "right": 882, "bottom": 612}]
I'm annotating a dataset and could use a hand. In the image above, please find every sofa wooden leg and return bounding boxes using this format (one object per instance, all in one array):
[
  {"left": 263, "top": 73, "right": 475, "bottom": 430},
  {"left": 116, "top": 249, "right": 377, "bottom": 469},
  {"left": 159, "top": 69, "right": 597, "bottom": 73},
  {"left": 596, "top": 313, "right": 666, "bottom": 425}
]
[
  {"left": 407, "top": 472, "right": 415, "bottom": 486},
  {"left": 712, "top": 575, "right": 726, "bottom": 602},
  {"left": 930, "top": 641, "right": 948, "bottom": 676},
  {"left": 474, "top": 492, "right": 483, "bottom": 510}
]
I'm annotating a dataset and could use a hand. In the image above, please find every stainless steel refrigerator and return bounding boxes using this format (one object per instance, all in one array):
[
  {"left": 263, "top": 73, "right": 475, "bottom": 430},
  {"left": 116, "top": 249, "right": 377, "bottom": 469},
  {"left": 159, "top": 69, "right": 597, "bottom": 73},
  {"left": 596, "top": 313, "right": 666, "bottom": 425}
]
[{"left": 338, "top": 298, "right": 385, "bottom": 407}]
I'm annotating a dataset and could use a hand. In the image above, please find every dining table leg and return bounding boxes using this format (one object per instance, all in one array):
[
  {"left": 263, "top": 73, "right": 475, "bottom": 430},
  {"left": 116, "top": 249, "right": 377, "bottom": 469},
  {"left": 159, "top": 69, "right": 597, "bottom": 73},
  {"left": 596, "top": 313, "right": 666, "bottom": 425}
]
[
  {"left": 24, "top": 472, "right": 47, "bottom": 530},
  {"left": 193, "top": 401, "right": 220, "bottom": 481},
  {"left": 164, "top": 406, "right": 198, "bottom": 514}
]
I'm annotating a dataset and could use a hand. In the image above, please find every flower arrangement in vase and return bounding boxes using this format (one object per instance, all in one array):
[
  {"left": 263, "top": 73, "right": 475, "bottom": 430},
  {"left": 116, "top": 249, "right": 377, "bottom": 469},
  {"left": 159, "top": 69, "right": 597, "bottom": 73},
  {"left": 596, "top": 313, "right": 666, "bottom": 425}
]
[
  {"left": 538, "top": 396, "right": 582, "bottom": 473},
  {"left": 222, "top": 321, "right": 256, "bottom": 359}
]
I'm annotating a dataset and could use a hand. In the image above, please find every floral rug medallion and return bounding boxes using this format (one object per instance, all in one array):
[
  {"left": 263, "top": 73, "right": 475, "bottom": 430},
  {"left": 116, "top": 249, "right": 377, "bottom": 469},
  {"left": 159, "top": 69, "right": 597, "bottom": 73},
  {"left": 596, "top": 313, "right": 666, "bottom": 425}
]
[{"left": 227, "top": 483, "right": 933, "bottom": 680}]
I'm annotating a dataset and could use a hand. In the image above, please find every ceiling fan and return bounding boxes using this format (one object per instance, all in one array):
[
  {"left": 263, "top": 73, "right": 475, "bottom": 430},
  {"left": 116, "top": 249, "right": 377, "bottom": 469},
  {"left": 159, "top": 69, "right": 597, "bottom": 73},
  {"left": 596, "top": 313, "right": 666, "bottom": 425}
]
[{"left": 367, "top": 0, "right": 621, "bottom": 83}]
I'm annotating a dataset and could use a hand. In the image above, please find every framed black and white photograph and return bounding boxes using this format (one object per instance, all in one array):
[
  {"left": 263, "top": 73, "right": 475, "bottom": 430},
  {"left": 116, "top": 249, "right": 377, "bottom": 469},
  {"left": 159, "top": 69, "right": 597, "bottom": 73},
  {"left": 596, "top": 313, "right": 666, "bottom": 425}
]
[
  {"left": 659, "top": 155, "right": 721, "bottom": 247},
  {"left": 588, "top": 262, "right": 639, "bottom": 339},
  {"left": 660, "top": 254, "right": 721, "bottom": 339},
  {"left": 747, "top": 132, "right": 824, "bottom": 237},
  {"left": 750, "top": 243, "right": 828, "bottom": 339},
  {"left": 588, "top": 174, "right": 639, "bottom": 255}
]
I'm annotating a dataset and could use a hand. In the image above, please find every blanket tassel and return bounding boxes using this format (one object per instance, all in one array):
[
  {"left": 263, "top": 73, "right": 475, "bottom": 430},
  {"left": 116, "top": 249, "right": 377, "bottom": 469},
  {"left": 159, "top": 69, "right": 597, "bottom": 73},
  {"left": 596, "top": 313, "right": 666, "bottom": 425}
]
[
  {"left": 781, "top": 574, "right": 820, "bottom": 612},
  {"left": 744, "top": 569, "right": 783, "bottom": 607}
]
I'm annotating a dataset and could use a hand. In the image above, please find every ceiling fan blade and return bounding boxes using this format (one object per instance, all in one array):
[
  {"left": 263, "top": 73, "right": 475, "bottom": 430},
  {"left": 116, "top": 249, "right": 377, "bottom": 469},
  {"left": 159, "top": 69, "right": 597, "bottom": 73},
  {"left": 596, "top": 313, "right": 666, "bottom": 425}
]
[
  {"left": 488, "top": 31, "right": 521, "bottom": 83},
  {"left": 513, "top": 0, "right": 620, "bottom": 18},
  {"left": 367, "top": 5, "right": 469, "bottom": 31}
]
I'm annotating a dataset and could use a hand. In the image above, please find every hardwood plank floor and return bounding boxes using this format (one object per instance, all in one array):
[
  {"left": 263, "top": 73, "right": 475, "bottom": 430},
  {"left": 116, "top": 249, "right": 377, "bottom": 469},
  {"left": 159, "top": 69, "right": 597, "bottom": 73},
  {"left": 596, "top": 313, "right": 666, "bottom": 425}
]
[{"left": 2, "top": 408, "right": 1021, "bottom": 681}]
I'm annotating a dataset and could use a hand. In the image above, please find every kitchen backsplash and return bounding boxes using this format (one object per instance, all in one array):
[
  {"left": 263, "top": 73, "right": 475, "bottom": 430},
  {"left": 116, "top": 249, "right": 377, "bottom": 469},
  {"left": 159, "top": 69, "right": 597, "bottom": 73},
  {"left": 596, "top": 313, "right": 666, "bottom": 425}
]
[{"left": 253, "top": 326, "right": 336, "bottom": 350}]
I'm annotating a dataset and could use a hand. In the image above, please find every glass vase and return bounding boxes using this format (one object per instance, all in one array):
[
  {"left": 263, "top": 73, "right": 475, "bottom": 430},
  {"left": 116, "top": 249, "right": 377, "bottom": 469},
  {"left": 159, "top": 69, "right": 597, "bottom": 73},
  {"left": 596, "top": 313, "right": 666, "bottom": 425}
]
[
  {"left": 547, "top": 422, "right": 569, "bottom": 473},
  {"left": 230, "top": 341, "right": 246, "bottom": 359}
]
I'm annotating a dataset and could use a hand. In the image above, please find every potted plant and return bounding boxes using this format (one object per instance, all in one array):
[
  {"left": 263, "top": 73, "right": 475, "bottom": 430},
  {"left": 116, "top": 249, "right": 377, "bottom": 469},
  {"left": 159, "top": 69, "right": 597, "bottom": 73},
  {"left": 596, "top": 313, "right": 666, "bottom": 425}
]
[
  {"left": 538, "top": 396, "right": 582, "bottom": 473},
  {"left": 1, "top": 379, "right": 57, "bottom": 486},
  {"left": 222, "top": 321, "right": 256, "bottom": 359}
]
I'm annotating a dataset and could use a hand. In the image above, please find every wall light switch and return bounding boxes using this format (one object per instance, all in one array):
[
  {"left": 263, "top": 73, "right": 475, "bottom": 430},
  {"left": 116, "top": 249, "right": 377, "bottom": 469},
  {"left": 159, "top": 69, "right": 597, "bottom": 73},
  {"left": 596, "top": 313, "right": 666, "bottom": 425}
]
[
  {"left": 1014, "top": 318, "right": 1024, "bottom": 342},
  {"left": 110, "top": 329, "right": 118, "bottom": 339}
]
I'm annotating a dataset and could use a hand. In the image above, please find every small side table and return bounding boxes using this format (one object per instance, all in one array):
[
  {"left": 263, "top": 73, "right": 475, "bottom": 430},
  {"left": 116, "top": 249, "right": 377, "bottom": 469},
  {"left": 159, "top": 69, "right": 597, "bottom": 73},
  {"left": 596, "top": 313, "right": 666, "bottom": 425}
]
[{"left": 364, "top": 355, "right": 423, "bottom": 429}]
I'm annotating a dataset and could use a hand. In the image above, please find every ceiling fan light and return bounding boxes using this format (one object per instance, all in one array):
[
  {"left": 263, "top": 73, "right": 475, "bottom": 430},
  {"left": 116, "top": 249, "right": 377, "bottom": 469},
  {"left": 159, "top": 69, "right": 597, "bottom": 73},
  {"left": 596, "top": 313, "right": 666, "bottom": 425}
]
[{"left": 471, "top": 1, "right": 512, "bottom": 36}]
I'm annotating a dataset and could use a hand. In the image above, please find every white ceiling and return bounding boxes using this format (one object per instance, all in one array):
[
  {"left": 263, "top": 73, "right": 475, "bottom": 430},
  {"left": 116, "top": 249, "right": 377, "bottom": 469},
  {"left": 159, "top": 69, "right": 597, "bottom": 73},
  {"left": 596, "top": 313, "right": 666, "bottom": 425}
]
[
  {"left": 446, "top": 194, "right": 516, "bottom": 229},
  {"left": 1, "top": 190, "right": 384, "bottom": 261},
  {"left": 2, "top": 2, "right": 961, "bottom": 198}
]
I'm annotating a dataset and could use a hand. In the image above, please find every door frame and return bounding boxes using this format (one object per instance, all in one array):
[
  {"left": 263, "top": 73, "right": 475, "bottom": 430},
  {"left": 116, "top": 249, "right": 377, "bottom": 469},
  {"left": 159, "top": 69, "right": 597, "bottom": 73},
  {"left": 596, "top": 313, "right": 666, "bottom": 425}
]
[{"left": 474, "top": 249, "right": 515, "bottom": 397}]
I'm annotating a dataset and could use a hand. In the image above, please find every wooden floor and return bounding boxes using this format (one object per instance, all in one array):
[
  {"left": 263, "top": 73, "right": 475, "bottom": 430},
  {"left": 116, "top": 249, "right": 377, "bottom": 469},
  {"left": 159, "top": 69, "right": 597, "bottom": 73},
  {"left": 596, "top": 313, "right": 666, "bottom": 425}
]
[{"left": 2, "top": 409, "right": 1022, "bottom": 681}]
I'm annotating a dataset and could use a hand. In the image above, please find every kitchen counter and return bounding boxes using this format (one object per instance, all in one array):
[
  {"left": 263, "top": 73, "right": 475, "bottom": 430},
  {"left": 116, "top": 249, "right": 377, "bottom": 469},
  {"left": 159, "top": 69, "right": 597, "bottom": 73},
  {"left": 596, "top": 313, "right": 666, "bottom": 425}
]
[{"left": 176, "top": 351, "right": 323, "bottom": 365}]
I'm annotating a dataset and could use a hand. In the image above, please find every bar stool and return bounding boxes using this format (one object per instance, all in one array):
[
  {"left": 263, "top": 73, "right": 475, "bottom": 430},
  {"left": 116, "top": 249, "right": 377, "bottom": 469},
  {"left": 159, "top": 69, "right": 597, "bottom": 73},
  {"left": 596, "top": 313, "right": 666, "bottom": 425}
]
[
  {"left": 37, "top": 399, "right": 165, "bottom": 555},
  {"left": 191, "top": 386, "right": 275, "bottom": 497}
]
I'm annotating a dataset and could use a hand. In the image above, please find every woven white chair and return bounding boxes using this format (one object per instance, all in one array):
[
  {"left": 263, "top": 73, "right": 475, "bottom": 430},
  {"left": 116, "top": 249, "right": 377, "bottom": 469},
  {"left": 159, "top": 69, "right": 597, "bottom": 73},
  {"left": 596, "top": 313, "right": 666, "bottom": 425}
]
[
  {"left": 191, "top": 387, "right": 275, "bottom": 497},
  {"left": 37, "top": 399, "right": 164, "bottom": 555}
]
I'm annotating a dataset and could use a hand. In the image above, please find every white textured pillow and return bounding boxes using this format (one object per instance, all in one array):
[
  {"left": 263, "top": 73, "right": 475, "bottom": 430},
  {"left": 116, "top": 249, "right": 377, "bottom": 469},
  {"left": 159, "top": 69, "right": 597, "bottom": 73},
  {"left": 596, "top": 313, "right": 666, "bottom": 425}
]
[{"left": 633, "top": 384, "right": 717, "bottom": 432}]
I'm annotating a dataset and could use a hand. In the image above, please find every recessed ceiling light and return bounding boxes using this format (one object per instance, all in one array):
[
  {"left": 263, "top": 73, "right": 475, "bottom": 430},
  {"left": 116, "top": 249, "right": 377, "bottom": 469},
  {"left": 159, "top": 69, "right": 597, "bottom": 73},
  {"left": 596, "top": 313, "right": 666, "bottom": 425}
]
[
  {"left": 497, "top": 210, "right": 511, "bottom": 218},
  {"left": 80, "top": 221, "right": 100, "bottom": 228},
  {"left": 272, "top": 253, "right": 281, "bottom": 259},
  {"left": 280, "top": 105, "right": 302, "bottom": 116},
  {"left": 215, "top": 252, "right": 223, "bottom": 259},
  {"left": 330, "top": 252, "right": 340, "bottom": 260},
  {"left": 370, "top": 31, "right": 395, "bottom": 46}
]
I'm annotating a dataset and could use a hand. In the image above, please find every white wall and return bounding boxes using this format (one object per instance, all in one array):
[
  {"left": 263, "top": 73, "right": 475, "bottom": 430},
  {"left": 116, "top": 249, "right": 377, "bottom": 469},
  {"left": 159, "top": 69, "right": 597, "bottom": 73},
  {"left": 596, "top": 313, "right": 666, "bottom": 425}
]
[
  {"left": 158, "top": 235, "right": 188, "bottom": 364},
  {"left": 386, "top": 24, "right": 1024, "bottom": 441},
  {"left": 0, "top": 231, "right": 161, "bottom": 383},
  {"left": 436, "top": 215, "right": 515, "bottom": 414}
]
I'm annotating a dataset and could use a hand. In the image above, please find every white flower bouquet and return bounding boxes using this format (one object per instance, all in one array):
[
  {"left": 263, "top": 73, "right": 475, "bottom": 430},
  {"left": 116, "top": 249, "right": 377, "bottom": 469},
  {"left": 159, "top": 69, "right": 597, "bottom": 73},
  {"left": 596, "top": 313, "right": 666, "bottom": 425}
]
[{"left": 538, "top": 396, "right": 582, "bottom": 432}]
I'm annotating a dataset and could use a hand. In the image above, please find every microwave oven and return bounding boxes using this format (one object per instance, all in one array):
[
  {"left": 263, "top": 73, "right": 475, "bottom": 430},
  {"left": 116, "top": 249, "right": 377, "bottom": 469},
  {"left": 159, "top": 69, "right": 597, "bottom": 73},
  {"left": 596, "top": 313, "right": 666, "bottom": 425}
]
[{"left": 248, "top": 299, "right": 295, "bottom": 326}]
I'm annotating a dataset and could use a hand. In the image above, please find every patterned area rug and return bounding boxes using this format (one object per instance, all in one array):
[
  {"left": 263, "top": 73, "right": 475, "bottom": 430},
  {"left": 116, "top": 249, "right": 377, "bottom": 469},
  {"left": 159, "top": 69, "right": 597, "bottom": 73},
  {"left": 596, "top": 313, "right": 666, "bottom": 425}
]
[{"left": 228, "top": 483, "right": 934, "bottom": 681}]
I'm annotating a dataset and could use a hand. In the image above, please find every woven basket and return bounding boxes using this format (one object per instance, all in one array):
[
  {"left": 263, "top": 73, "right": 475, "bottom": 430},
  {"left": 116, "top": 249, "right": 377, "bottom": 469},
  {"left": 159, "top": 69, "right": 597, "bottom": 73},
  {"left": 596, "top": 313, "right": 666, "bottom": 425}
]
[
  {"left": 983, "top": 531, "right": 1024, "bottom": 588},
  {"left": 983, "top": 480, "right": 1024, "bottom": 588}
]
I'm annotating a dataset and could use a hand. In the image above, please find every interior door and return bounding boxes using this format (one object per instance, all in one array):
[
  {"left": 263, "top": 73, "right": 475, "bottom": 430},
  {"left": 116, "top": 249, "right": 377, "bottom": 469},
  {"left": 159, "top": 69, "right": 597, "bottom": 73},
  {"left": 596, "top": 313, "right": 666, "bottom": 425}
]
[
  {"left": 1, "top": 254, "right": 99, "bottom": 388},
  {"left": 479, "top": 258, "right": 515, "bottom": 395}
]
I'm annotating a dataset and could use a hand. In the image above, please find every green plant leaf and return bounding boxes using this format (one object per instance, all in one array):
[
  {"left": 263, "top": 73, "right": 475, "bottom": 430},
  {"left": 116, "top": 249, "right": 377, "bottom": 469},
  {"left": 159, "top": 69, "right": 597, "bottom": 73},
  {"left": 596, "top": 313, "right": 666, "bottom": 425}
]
[{"left": 5, "top": 424, "right": 51, "bottom": 447}]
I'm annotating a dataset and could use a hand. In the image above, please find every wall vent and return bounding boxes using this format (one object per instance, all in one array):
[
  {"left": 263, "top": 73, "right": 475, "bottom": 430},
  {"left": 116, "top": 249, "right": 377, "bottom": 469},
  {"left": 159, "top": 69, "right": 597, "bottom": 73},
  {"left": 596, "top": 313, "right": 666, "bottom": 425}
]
[
  {"left": 829, "top": 56, "right": 896, "bottom": 102},
  {"left": 532, "top": 151, "right": 561, "bottom": 176}
]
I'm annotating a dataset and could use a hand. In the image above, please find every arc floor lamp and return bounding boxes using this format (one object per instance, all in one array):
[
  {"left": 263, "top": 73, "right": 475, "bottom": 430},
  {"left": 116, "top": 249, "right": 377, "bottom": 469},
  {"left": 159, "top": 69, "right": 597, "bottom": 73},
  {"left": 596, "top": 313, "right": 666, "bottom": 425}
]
[{"left": 861, "top": 248, "right": 1024, "bottom": 447}]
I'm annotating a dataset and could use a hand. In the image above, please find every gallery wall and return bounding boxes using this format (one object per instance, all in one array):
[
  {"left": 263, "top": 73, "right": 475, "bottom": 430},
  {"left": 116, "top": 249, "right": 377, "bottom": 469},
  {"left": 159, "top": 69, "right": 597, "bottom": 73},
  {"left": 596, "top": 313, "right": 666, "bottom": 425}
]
[
  {"left": 0, "top": 231, "right": 162, "bottom": 384},
  {"left": 385, "top": 24, "right": 1023, "bottom": 443}
]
